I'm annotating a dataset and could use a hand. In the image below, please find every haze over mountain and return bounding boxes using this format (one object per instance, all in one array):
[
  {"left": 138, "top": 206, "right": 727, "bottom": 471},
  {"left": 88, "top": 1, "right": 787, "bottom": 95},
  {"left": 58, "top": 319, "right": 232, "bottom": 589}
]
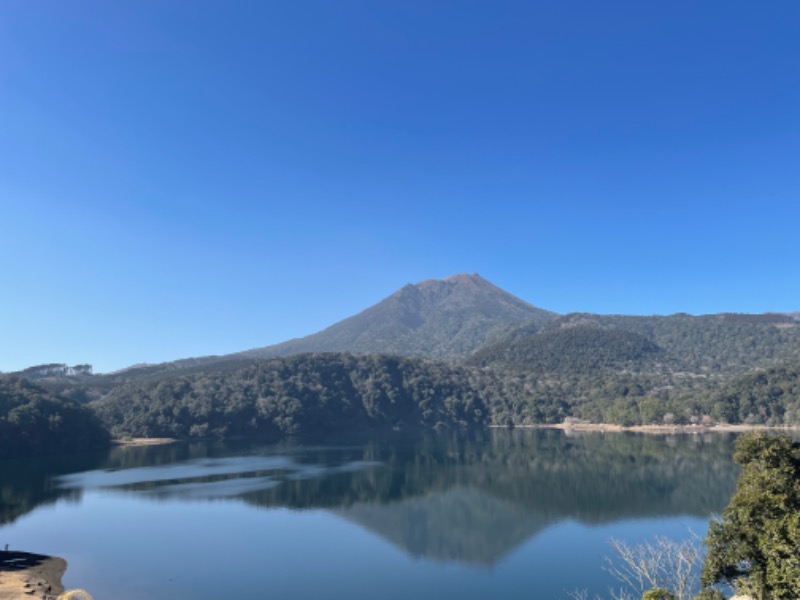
[{"left": 233, "top": 273, "right": 556, "bottom": 362}]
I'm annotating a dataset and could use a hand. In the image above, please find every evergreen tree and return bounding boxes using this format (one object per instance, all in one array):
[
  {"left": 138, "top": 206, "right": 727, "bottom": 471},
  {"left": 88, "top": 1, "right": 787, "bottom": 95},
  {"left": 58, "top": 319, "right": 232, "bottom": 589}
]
[{"left": 702, "top": 432, "right": 800, "bottom": 600}]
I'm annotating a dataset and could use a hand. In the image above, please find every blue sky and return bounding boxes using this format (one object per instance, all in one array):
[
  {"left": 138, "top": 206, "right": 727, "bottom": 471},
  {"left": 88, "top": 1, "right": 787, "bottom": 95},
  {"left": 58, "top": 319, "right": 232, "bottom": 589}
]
[{"left": 2, "top": 1, "right": 799, "bottom": 373}]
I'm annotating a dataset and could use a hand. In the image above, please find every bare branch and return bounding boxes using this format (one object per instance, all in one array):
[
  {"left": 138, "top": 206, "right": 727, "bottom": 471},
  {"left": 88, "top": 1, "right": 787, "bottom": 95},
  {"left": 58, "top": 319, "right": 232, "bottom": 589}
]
[{"left": 603, "top": 536, "right": 703, "bottom": 600}]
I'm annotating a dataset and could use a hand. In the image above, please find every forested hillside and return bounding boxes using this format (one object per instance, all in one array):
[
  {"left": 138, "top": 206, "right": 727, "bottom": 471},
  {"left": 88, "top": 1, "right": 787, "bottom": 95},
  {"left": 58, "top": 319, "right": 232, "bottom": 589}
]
[
  {"left": 709, "top": 364, "right": 800, "bottom": 425},
  {"left": 467, "top": 324, "right": 665, "bottom": 373},
  {"left": 0, "top": 377, "right": 110, "bottom": 458},
  {"left": 461, "top": 312, "right": 800, "bottom": 427},
  {"left": 82, "top": 352, "right": 800, "bottom": 440},
  {"left": 472, "top": 312, "right": 800, "bottom": 376},
  {"left": 7, "top": 275, "right": 800, "bottom": 443},
  {"left": 91, "top": 353, "right": 498, "bottom": 439}
]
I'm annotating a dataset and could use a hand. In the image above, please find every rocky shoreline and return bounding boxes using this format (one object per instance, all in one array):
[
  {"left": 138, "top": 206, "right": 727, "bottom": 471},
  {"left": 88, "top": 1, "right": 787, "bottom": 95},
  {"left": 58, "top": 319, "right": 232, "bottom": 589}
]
[{"left": 0, "top": 551, "right": 65, "bottom": 600}]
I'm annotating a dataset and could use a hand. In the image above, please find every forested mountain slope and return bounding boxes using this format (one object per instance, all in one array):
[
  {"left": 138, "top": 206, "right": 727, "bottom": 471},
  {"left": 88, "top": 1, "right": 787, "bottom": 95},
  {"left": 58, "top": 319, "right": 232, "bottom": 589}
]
[
  {"left": 8, "top": 275, "right": 800, "bottom": 439},
  {"left": 91, "top": 353, "right": 500, "bottom": 439},
  {"left": 467, "top": 324, "right": 666, "bottom": 373},
  {"left": 470, "top": 312, "right": 800, "bottom": 376},
  {"left": 234, "top": 273, "right": 556, "bottom": 361},
  {"left": 0, "top": 377, "right": 110, "bottom": 457},
  {"left": 71, "top": 274, "right": 554, "bottom": 384},
  {"left": 709, "top": 364, "right": 800, "bottom": 425}
]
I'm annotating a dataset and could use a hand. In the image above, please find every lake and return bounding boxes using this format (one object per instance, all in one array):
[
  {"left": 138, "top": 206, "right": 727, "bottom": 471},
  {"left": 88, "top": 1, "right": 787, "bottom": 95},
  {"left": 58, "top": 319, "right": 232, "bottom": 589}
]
[{"left": 0, "top": 429, "right": 740, "bottom": 599}]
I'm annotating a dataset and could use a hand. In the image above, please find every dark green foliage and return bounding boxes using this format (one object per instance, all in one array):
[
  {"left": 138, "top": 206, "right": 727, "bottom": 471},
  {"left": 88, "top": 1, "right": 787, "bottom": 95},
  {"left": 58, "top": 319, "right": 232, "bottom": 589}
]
[
  {"left": 549, "top": 313, "right": 800, "bottom": 375},
  {"left": 691, "top": 589, "right": 724, "bottom": 600},
  {"left": 474, "top": 312, "right": 800, "bottom": 376},
  {"left": 702, "top": 432, "right": 800, "bottom": 600},
  {"left": 13, "top": 297, "right": 800, "bottom": 433},
  {"left": 465, "top": 312, "right": 800, "bottom": 427},
  {"left": 641, "top": 589, "right": 676, "bottom": 600},
  {"left": 0, "top": 377, "right": 110, "bottom": 458},
  {"left": 468, "top": 324, "right": 663, "bottom": 373},
  {"left": 709, "top": 365, "right": 800, "bottom": 425},
  {"left": 92, "top": 353, "right": 497, "bottom": 439}
]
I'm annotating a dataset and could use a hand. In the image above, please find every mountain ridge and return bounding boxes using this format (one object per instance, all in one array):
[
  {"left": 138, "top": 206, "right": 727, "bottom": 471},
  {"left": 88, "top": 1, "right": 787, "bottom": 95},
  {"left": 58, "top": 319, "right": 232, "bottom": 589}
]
[{"left": 232, "top": 273, "right": 557, "bottom": 362}]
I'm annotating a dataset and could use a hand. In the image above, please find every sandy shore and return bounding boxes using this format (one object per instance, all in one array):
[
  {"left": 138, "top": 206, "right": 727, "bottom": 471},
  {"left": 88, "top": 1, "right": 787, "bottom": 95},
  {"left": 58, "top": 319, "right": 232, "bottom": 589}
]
[
  {"left": 491, "top": 423, "right": 800, "bottom": 434},
  {"left": 113, "top": 437, "right": 177, "bottom": 446},
  {"left": 551, "top": 422, "right": 800, "bottom": 434},
  {"left": 0, "top": 552, "right": 65, "bottom": 600}
]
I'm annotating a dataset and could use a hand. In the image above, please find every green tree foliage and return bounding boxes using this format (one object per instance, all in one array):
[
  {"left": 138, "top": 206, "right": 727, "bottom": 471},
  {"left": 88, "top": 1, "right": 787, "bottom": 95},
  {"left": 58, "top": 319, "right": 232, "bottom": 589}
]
[
  {"left": 91, "top": 353, "right": 498, "bottom": 439},
  {"left": 642, "top": 589, "right": 676, "bottom": 600},
  {"left": 18, "top": 310, "right": 800, "bottom": 431},
  {"left": 467, "top": 324, "right": 664, "bottom": 373},
  {"left": 0, "top": 377, "right": 110, "bottom": 458},
  {"left": 466, "top": 313, "right": 800, "bottom": 428},
  {"left": 702, "top": 432, "right": 800, "bottom": 600},
  {"left": 710, "top": 365, "right": 800, "bottom": 426}
]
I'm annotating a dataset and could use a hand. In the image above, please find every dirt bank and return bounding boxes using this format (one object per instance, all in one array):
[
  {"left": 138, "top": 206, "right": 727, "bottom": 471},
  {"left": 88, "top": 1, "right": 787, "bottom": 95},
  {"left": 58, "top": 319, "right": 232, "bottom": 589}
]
[{"left": 0, "top": 551, "right": 65, "bottom": 600}]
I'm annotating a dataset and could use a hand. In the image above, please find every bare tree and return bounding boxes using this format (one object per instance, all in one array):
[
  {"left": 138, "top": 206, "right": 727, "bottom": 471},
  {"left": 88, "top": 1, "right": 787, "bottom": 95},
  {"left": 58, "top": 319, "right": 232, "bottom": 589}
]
[
  {"left": 604, "top": 536, "right": 703, "bottom": 600},
  {"left": 568, "top": 535, "right": 705, "bottom": 600}
]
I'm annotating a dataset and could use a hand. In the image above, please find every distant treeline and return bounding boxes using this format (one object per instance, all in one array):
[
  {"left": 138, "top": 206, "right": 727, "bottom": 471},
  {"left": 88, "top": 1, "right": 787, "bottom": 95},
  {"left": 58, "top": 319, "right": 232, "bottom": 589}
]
[
  {"left": 4, "top": 309, "right": 800, "bottom": 454},
  {"left": 0, "top": 377, "right": 110, "bottom": 458},
  {"left": 88, "top": 352, "right": 800, "bottom": 440},
  {"left": 91, "top": 354, "right": 496, "bottom": 439}
]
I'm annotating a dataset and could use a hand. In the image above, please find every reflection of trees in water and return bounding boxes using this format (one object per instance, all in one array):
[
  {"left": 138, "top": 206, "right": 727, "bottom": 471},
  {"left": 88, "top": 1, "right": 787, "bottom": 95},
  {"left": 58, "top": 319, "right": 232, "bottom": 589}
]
[
  {"left": 0, "top": 443, "right": 227, "bottom": 526},
  {"left": 238, "top": 430, "right": 739, "bottom": 520},
  {"left": 0, "top": 454, "right": 104, "bottom": 526},
  {"left": 242, "top": 430, "right": 740, "bottom": 565},
  {"left": 1, "top": 430, "right": 739, "bottom": 562}
]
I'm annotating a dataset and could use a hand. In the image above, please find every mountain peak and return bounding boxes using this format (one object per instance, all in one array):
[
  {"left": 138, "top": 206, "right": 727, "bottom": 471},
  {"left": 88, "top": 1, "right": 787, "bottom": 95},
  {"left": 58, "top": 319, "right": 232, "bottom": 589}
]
[
  {"left": 239, "top": 274, "right": 558, "bottom": 361},
  {"left": 444, "top": 272, "right": 484, "bottom": 282}
]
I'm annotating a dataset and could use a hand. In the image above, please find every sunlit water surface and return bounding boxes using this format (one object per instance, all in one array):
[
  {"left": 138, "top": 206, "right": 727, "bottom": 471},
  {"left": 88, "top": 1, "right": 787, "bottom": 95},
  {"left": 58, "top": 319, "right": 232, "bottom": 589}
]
[{"left": 0, "top": 430, "right": 740, "bottom": 599}]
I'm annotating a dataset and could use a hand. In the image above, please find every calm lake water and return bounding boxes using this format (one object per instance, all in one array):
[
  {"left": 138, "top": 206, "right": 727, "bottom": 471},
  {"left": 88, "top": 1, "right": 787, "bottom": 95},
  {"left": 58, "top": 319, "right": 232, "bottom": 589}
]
[{"left": 0, "top": 430, "right": 740, "bottom": 599}]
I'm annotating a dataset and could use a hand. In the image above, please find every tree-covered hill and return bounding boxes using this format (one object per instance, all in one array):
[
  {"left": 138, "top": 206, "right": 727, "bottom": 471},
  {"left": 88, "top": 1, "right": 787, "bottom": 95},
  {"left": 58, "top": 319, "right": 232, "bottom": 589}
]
[
  {"left": 472, "top": 312, "right": 800, "bottom": 376},
  {"left": 12, "top": 354, "right": 800, "bottom": 446},
  {"left": 458, "top": 312, "right": 800, "bottom": 428},
  {"left": 91, "top": 353, "right": 499, "bottom": 439},
  {"left": 0, "top": 377, "right": 110, "bottom": 458},
  {"left": 467, "top": 324, "right": 665, "bottom": 373},
  {"left": 7, "top": 275, "right": 800, "bottom": 441},
  {"left": 709, "top": 364, "right": 800, "bottom": 425},
  {"left": 554, "top": 313, "right": 800, "bottom": 374}
]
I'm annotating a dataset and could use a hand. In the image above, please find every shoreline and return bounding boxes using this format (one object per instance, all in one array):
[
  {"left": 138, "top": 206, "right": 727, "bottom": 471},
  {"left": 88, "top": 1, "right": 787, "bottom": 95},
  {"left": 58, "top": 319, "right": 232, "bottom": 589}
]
[
  {"left": 0, "top": 551, "right": 65, "bottom": 600},
  {"left": 112, "top": 437, "right": 177, "bottom": 447},
  {"left": 489, "top": 423, "right": 800, "bottom": 434}
]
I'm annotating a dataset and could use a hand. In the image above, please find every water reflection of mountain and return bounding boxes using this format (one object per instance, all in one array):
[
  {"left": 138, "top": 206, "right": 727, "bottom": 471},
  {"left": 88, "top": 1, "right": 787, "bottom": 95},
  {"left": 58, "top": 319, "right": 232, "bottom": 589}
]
[
  {"left": 236, "top": 430, "right": 740, "bottom": 564},
  {"left": 238, "top": 430, "right": 739, "bottom": 518},
  {"left": 335, "top": 486, "right": 552, "bottom": 565},
  {"left": 1, "top": 430, "right": 740, "bottom": 565}
]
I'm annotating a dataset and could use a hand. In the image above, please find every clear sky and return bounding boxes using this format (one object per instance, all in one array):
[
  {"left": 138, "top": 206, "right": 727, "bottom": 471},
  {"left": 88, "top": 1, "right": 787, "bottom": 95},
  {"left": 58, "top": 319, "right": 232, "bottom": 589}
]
[{"left": 2, "top": 1, "right": 799, "bottom": 373}]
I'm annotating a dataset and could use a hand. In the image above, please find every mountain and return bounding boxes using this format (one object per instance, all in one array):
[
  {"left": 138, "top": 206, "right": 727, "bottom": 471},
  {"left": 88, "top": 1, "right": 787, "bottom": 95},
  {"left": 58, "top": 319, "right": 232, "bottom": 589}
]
[
  {"left": 470, "top": 312, "right": 800, "bottom": 376},
  {"left": 234, "top": 273, "right": 556, "bottom": 362},
  {"left": 12, "top": 274, "right": 800, "bottom": 434}
]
